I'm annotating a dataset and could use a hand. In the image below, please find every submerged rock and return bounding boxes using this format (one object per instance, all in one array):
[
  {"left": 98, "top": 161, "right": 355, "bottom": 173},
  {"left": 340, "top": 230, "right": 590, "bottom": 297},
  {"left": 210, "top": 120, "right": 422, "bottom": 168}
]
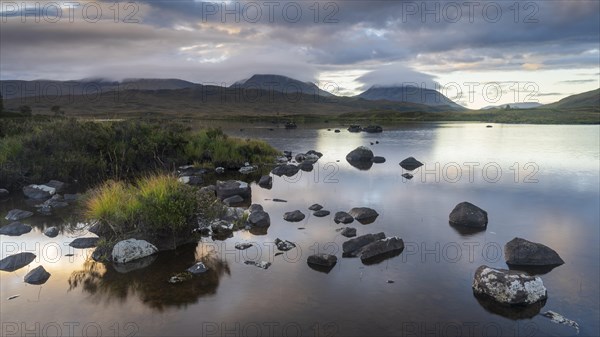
[
  {"left": 449, "top": 202, "right": 488, "bottom": 228},
  {"left": 235, "top": 243, "right": 254, "bottom": 250},
  {"left": 283, "top": 210, "right": 305, "bottom": 222},
  {"left": 334, "top": 211, "right": 354, "bottom": 224},
  {"left": 505, "top": 237, "right": 565, "bottom": 267},
  {"left": 43, "top": 226, "right": 59, "bottom": 238},
  {"left": 342, "top": 232, "right": 386, "bottom": 257},
  {"left": 244, "top": 260, "right": 271, "bottom": 269},
  {"left": 307, "top": 254, "right": 337, "bottom": 268},
  {"left": 399, "top": 157, "right": 424, "bottom": 171},
  {"left": 69, "top": 237, "right": 99, "bottom": 249},
  {"left": 5, "top": 209, "right": 33, "bottom": 221},
  {"left": 258, "top": 175, "right": 273, "bottom": 189},
  {"left": 542, "top": 311, "right": 580, "bottom": 334},
  {"left": 275, "top": 238, "right": 296, "bottom": 251},
  {"left": 401, "top": 173, "right": 414, "bottom": 180},
  {"left": 112, "top": 239, "right": 158, "bottom": 264},
  {"left": 472, "top": 265, "right": 547, "bottom": 305},
  {"left": 348, "top": 207, "right": 379, "bottom": 224},
  {"left": 24, "top": 266, "right": 51, "bottom": 285},
  {"left": 0, "top": 222, "right": 32, "bottom": 236},
  {"left": 0, "top": 252, "right": 36, "bottom": 272}
]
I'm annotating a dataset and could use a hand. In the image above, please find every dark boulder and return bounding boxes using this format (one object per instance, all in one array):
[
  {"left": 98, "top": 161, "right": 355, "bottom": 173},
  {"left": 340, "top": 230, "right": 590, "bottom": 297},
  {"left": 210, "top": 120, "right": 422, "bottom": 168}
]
[
  {"left": 363, "top": 125, "right": 383, "bottom": 133},
  {"left": 5, "top": 209, "right": 33, "bottom": 221},
  {"left": 505, "top": 237, "right": 565, "bottom": 267},
  {"left": 187, "top": 262, "right": 209, "bottom": 275},
  {"left": 0, "top": 188, "right": 9, "bottom": 198},
  {"left": 0, "top": 252, "right": 36, "bottom": 272},
  {"left": 43, "top": 226, "right": 59, "bottom": 238},
  {"left": 308, "top": 204, "right": 323, "bottom": 211},
  {"left": 69, "top": 237, "right": 99, "bottom": 249},
  {"left": 360, "top": 237, "right": 404, "bottom": 262},
  {"left": 340, "top": 227, "right": 357, "bottom": 238},
  {"left": 449, "top": 202, "right": 488, "bottom": 228},
  {"left": 399, "top": 157, "right": 424, "bottom": 171},
  {"left": 402, "top": 173, "right": 414, "bottom": 179},
  {"left": 313, "top": 210, "right": 330, "bottom": 217},
  {"left": 216, "top": 180, "right": 251, "bottom": 200},
  {"left": 24, "top": 266, "right": 51, "bottom": 285},
  {"left": 248, "top": 204, "right": 264, "bottom": 213},
  {"left": 298, "top": 162, "right": 314, "bottom": 172},
  {"left": 342, "top": 232, "right": 386, "bottom": 257},
  {"left": 271, "top": 164, "right": 300, "bottom": 177},
  {"left": 307, "top": 254, "right": 337, "bottom": 267},
  {"left": 334, "top": 211, "right": 354, "bottom": 224},
  {"left": 0, "top": 222, "right": 32, "bottom": 236},
  {"left": 346, "top": 146, "right": 374, "bottom": 163},
  {"left": 283, "top": 210, "right": 305, "bottom": 222},
  {"left": 258, "top": 175, "right": 273, "bottom": 189},
  {"left": 275, "top": 238, "right": 296, "bottom": 251},
  {"left": 248, "top": 211, "right": 271, "bottom": 228},
  {"left": 348, "top": 207, "right": 379, "bottom": 224},
  {"left": 372, "top": 156, "right": 386, "bottom": 164}
]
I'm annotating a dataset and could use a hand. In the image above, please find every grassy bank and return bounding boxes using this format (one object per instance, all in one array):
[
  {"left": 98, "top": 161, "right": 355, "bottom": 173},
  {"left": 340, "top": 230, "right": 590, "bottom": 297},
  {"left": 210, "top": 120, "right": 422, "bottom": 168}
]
[{"left": 0, "top": 117, "right": 279, "bottom": 190}]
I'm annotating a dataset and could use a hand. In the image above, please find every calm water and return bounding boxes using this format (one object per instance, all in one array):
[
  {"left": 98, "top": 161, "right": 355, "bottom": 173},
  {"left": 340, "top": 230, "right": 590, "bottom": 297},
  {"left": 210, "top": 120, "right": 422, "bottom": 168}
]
[{"left": 1, "top": 123, "right": 599, "bottom": 336}]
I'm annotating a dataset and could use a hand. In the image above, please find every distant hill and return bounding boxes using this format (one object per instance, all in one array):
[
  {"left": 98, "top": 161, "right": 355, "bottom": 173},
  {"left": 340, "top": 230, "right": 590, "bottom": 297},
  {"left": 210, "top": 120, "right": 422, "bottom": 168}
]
[
  {"left": 542, "top": 89, "right": 599, "bottom": 110},
  {"left": 231, "top": 74, "right": 334, "bottom": 97},
  {"left": 482, "top": 102, "right": 542, "bottom": 110},
  {"left": 0, "top": 79, "right": 197, "bottom": 100},
  {"left": 357, "top": 86, "right": 464, "bottom": 110}
]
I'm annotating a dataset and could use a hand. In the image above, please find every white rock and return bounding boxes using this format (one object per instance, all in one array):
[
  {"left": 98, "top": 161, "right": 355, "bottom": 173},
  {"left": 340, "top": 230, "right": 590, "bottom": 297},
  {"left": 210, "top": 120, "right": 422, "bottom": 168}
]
[{"left": 112, "top": 239, "right": 158, "bottom": 264}]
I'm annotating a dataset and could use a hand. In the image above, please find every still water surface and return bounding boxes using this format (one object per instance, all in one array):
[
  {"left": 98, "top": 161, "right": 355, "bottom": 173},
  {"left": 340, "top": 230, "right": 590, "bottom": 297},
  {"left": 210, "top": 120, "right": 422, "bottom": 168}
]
[{"left": 1, "top": 123, "right": 598, "bottom": 336}]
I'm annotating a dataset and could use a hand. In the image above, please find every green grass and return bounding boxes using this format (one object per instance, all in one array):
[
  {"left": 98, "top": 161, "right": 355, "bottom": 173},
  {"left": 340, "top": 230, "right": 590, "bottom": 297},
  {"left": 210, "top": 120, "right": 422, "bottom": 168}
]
[
  {"left": 0, "top": 118, "right": 279, "bottom": 190},
  {"left": 84, "top": 174, "right": 200, "bottom": 238}
]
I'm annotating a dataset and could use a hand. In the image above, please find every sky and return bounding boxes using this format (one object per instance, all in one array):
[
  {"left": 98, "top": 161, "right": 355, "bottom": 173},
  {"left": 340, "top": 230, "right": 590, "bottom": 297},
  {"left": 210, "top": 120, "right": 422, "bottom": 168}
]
[{"left": 0, "top": 0, "right": 599, "bottom": 108}]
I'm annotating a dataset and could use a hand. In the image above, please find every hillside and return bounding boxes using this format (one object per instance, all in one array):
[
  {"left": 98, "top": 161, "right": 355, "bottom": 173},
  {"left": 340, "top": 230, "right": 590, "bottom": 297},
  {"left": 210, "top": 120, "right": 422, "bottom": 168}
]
[
  {"left": 358, "top": 86, "right": 464, "bottom": 110},
  {"left": 542, "top": 88, "right": 600, "bottom": 110},
  {"left": 231, "top": 74, "right": 334, "bottom": 97},
  {"left": 482, "top": 102, "right": 542, "bottom": 110}
]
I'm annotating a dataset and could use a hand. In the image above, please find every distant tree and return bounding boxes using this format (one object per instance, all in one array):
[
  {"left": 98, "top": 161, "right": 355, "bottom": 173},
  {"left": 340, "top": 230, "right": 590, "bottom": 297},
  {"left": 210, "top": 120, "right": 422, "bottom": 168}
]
[
  {"left": 51, "top": 105, "right": 64, "bottom": 116},
  {"left": 19, "top": 105, "right": 32, "bottom": 116}
]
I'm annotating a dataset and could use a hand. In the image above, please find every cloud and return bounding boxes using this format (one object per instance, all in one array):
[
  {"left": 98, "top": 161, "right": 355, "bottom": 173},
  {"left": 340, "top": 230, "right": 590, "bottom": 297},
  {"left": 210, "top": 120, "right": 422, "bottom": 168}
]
[
  {"left": 356, "top": 63, "right": 437, "bottom": 90},
  {"left": 558, "top": 80, "right": 598, "bottom": 85}
]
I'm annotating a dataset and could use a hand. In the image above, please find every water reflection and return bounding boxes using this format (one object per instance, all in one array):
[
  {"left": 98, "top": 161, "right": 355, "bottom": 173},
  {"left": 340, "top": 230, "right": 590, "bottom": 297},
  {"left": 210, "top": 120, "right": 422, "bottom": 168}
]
[
  {"left": 474, "top": 294, "right": 546, "bottom": 320},
  {"left": 68, "top": 243, "right": 230, "bottom": 311}
]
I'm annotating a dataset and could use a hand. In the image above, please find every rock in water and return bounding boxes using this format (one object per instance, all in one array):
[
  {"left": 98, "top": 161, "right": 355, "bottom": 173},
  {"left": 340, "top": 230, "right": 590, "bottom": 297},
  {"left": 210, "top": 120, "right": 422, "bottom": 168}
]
[
  {"left": 298, "top": 162, "right": 314, "bottom": 172},
  {"left": 348, "top": 207, "right": 379, "bottom": 224},
  {"left": 5, "top": 209, "right": 33, "bottom": 221},
  {"left": 334, "top": 211, "right": 354, "bottom": 224},
  {"left": 472, "top": 265, "right": 547, "bottom": 305},
  {"left": 112, "top": 239, "right": 158, "bottom": 264},
  {"left": 402, "top": 173, "right": 414, "bottom": 180},
  {"left": 542, "top": 311, "right": 579, "bottom": 334},
  {"left": 244, "top": 260, "right": 271, "bottom": 269},
  {"left": 359, "top": 237, "right": 404, "bottom": 262},
  {"left": 399, "top": 157, "right": 423, "bottom": 171},
  {"left": 24, "top": 266, "right": 51, "bottom": 285},
  {"left": 235, "top": 243, "right": 253, "bottom": 250},
  {"left": 342, "top": 232, "right": 386, "bottom": 257},
  {"left": 283, "top": 210, "right": 305, "bottom": 222},
  {"left": 340, "top": 227, "right": 357, "bottom": 238},
  {"left": 239, "top": 166, "right": 257, "bottom": 174},
  {"left": 275, "top": 238, "right": 296, "bottom": 251},
  {"left": 258, "top": 175, "right": 273, "bottom": 189},
  {"left": 308, "top": 204, "right": 323, "bottom": 211},
  {"left": 307, "top": 254, "right": 337, "bottom": 267},
  {"left": 216, "top": 180, "right": 251, "bottom": 200},
  {"left": 0, "top": 252, "right": 36, "bottom": 272},
  {"left": 248, "top": 204, "right": 264, "bottom": 213},
  {"left": 22, "top": 180, "right": 65, "bottom": 199},
  {"left": 69, "top": 237, "right": 99, "bottom": 249},
  {"left": 505, "top": 237, "right": 565, "bottom": 266},
  {"left": 313, "top": 210, "right": 330, "bottom": 217},
  {"left": 372, "top": 156, "right": 386, "bottom": 164},
  {"left": 43, "top": 226, "right": 59, "bottom": 238},
  {"left": 449, "top": 202, "right": 488, "bottom": 228},
  {"left": 0, "top": 222, "right": 32, "bottom": 236},
  {"left": 346, "top": 146, "right": 374, "bottom": 162},
  {"left": 271, "top": 164, "right": 300, "bottom": 177},
  {"left": 0, "top": 188, "right": 9, "bottom": 198},
  {"left": 187, "top": 262, "right": 208, "bottom": 275},
  {"left": 248, "top": 211, "right": 271, "bottom": 228}
]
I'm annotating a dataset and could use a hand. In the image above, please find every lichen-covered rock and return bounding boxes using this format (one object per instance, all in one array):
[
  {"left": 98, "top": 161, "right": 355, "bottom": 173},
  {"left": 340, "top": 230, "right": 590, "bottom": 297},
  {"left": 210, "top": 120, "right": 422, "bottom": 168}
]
[
  {"left": 449, "top": 202, "right": 488, "bottom": 228},
  {"left": 505, "top": 237, "right": 565, "bottom": 267},
  {"left": 112, "top": 239, "right": 158, "bottom": 264},
  {"left": 472, "top": 265, "right": 547, "bottom": 305}
]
